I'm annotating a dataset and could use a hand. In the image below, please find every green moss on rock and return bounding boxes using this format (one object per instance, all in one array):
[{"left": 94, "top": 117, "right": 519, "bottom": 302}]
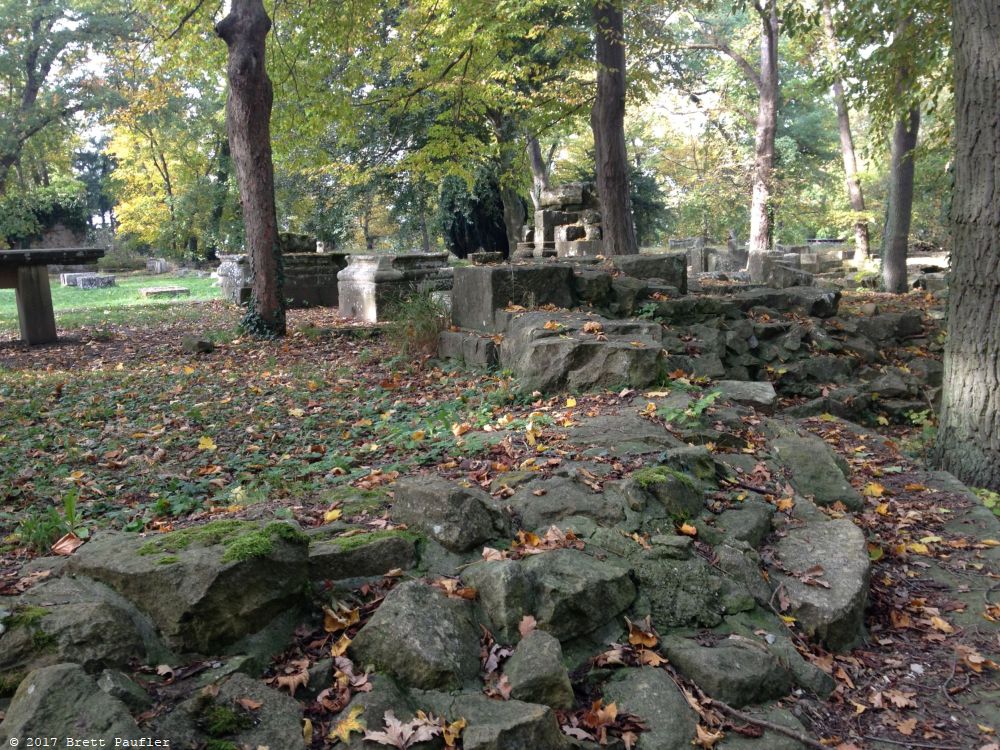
[
  {"left": 329, "top": 528, "right": 422, "bottom": 553},
  {"left": 633, "top": 466, "right": 697, "bottom": 490},
  {"left": 0, "top": 670, "right": 25, "bottom": 697},
  {"left": 4, "top": 604, "right": 48, "bottom": 629},
  {"left": 199, "top": 704, "right": 252, "bottom": 737},
  {"left": 137, "top": 520, "right": 308, "bottom": 563}
]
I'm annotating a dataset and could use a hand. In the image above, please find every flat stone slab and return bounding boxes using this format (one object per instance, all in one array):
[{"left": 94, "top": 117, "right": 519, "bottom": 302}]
[
  {"left": 769, "top": 518, "right": 870, "bottom": 650},
  {"left": 139, "top": 286, "right": 190, "bottom": 298},
  {"left": 76, "top": 274, "right": 116, "bottom": 289}
]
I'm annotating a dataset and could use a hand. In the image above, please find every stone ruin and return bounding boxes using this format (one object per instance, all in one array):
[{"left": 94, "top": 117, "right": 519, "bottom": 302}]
[
  {"left": 516, "top": 183, "right": 604, "bottom": 259},
  {"left": 441, "top": 250, "right": 942, "bottom": 423},
  {"left": 337, "top": 252, "right": 454, "bottom": 323},
  {"left": 216, "top": 234, "right": 350, "bottom": 308}
]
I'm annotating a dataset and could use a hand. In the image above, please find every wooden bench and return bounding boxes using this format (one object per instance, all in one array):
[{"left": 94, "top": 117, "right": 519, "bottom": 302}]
[{"left": 0, "top": 247, "right": 105, "bottom": 344}]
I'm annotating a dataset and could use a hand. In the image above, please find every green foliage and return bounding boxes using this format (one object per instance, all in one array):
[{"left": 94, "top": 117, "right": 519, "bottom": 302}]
[
  {"left": 385, "top": 292, "right": 450, "bottom": 359},
  {"left": 0, "top": 179, "right": 89, "bottom": 248},
  {"left": 973, "top": 488, "right": 1000, "bottom": 518},
  {"left": 437, "top": 168, "right": 510, "bottom": 257},
  {"left": 15, "top": 488, "right": 89, "bottom": 552},
  {"left": 137, "top": 520, "right": 307, "bottom": 562},
  {"left": 655, "top": 391, "right": 722, "bottom": 428}
]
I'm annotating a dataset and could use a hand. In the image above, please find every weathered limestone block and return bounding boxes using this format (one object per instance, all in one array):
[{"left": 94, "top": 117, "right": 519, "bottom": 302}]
[
  {"left": 338, "top": 253, "right": 452, "bottom": 322},
  {"left": 451, "top": 264, "right": 575, "bottom": 332}
]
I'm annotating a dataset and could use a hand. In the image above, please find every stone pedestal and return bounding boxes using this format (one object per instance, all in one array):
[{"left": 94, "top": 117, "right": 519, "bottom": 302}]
[
  {"left": 450, "top": 264, "right": 576, "bottom": 333},
  {"left": 217, "top": 254, "right": 251, "bottom": 305},
  {"left": 337, "top": 253, "right": 453, "bottom": 323}
]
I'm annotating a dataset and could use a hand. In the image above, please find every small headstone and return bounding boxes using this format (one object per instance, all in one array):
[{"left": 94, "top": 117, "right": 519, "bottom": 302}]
[
  {"left": 469, "top": 251, "right": 504, "bottom": 265},
  {"left": 60, "top": 272, "right": 94, "bottom": 287},
  {"left": 145, "top": 258, "right": 171, "bottom": 274},
  {"left": 140, "top": 286, "right": 190, "bottom": 299},
  {"left": 76, "top": 274, "right": 116, "bottom": 289}
]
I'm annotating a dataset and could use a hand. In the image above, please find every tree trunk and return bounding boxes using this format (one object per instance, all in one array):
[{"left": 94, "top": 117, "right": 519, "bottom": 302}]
[
  {"left": 590, "top": 0, "right": 638, "bottom": 256},
  {"left": 499, "top": 184, "right": 525, "bottom": 257},
  {"left": 746, "top": 0, "right": 779, "bottom": 282},
  {"left": 526, "top": 135, "right": 550, "bottom": 211},
  {"left": 216, "top": 0, "right": 284, "bottom": 337},
  {"left": 820, "top": 0, "right": 869, "bottom": 265},
  {"left": 933, "top": 0, "right": 1000, "bottom": 489},
  {"left": 882, "top": 106, "right": 920, "bottom": 293},
  {"left": 208, "top": 138, "right": 231, "bottom": 260}
]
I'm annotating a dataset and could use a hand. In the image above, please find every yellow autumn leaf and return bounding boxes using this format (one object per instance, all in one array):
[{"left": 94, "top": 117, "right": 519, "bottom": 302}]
[
  {"left": 643, "top": 402, "right": 657, "bottom": 414},
  {"left": 324, "top": 508, "right": 343, "bottom": 523},
  {"left": 328, "top": 705, "right": 366, "bottom": 743},
  {"left": 930, "top": 615, "right": 955, "bottom": 634},
  {"left": 864, "top": 482, "right": 886, "bottom": 497},
  {"left": 303, "top": 717, "right": 313, "bottom": 745},
  {"left": 780, "top": 615, "right": 797, "bottom": 624},
  {"left": 776, "top": 496, "right": 795, "bottom": 512},
  {"left": 411, "top": 429, "right": 426, "bottom": 441},
  {"left": 565, "top": 397, "right": 577, "bottom": 408},
  {"left": 289, "top": 407, "right": 305, "bottom": 418},
  {"left": 198, "top": 436, "right": 217, "bottom": 451},
  {"left": 183, "top": 365, "right": 195, "bottom": 375},
  {"left": 907, "top": 542, "right": 930, "bottom": 555},
  {"left": 678, "top": 522, "right": 698, "bottom": 537},
  {"left": 331, "top": 634, "right": 351, "bottom": 656},
  {"left": 876, "top": 502, "right": 890, "bottom": 516},
  {"left": 442, "top": 717, "right": 467, "bottom": 748},
  {"left": 451, "top": 422, "right": 471, "bottom": 437}
]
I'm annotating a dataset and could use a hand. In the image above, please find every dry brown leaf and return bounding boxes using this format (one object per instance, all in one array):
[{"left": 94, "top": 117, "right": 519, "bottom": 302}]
[
  {"left": 237, "top": 696, "right": 263, "bottom": 711},
  {"left": 518, "top": 615, "right": 537, "bottom": 637},
  {"left": 51, "top": 532, "right": 85, "bottom": 556},
  {"left": 694, "top": 724, "right": 725, "bottom": 749}
]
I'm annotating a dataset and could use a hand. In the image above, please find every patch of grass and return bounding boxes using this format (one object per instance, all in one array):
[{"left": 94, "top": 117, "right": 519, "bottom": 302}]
[
  {"left": 384, "top": 291, "right": 449, "bottom": 358},
  {"left": 0, "top": 272, "right": 221, "bottom": 333}
]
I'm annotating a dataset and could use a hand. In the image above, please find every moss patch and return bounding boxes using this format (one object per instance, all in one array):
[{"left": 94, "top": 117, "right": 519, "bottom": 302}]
[
  {"left": 138, "top": 520, "right": 307, "bottom": 563},
  {"left": 328, "top": 528, "right": 422, "bottom": 552},
  {"left": 633, "top": 466, "right": 698, "bottom": 490},
  {"left": 0, "top": 670, "right": 25, "bottom": 697},
  {"left": 157, "top": 555, "right": 180, "bottom": 565},
  {"left": 4, "top": 604, "right": 49, "bottom": 629},
  {"left": 198, "top": 703, "right": 253, "bottom": 737}
]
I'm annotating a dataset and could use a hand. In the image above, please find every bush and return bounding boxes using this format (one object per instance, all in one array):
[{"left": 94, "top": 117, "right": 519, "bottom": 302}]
[{"left": 385, "top": 291, "right": 450, "bottom": 359}]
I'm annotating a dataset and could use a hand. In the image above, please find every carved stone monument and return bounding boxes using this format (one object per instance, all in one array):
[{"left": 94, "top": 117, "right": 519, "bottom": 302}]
[{"left": 337, "top": 253, "right": 453, "bottom": 323}]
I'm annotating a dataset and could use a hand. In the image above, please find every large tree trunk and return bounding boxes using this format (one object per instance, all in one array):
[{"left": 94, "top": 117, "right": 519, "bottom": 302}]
[
  {"left": 820, "top": 0, "right": 869, "bottom": 265},
  {"left": 216, "top": 0, "right": 284, "bottom": 337},
  {"left": 590, "top": 0, "right": 638, "bottom": 256},
  {"left": 933, "top": 0, "right": 1000, "bottom": 489},
  {"left": 746, "top": 0, "right": 779, "bottom": 282},
  {"left": 882, "top": 105, "right": 920, "bottom": 293},
  {"left": 526, "top": 135, "right": 551, "bottom": 211}
]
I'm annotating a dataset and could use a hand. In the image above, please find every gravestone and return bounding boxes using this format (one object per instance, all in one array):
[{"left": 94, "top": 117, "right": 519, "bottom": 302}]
[
  {"left": 216, "top": 252, "right": 349, "bottom": 308},
  {"left": 60, "top": 272, "right": 94, "bottom": 287},
  {"left": 450, "top": 264, "right": 576, "bottom": 332},
  {"left": 337, "top": 253, "right": 453, "bottom": 323},
  {"left": 76, "top": 274, "right": 116, "bottom": 289},
  {"left": 140, "top": 286, "right": 190, "bottom": 299}
]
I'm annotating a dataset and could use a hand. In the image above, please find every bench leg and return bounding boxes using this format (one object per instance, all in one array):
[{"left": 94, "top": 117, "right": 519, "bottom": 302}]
[{"left": 15, "top": 266, "right": 57, "bottom": 344}]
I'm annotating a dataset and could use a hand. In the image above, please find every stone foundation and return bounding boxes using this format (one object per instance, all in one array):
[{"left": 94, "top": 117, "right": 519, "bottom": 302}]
[{"left": 337, "top": 253, "right": 453, "bottom": 323}]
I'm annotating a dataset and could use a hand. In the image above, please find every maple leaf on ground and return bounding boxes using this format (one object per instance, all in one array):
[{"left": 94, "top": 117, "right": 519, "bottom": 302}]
[
  {"left": 626, "top": 615, "right": 659, "bottom": 648},
  {"left": 328, "top": 704, "right": 366, "bottom": 743},
  {"left": 364, "top": 710, "right": 441, "bottom": 749},
  {"left": 272, "top": 657, "right": 310, "bottom": 697}
]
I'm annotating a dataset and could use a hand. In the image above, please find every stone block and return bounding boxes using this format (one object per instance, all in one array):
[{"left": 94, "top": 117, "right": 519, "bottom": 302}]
[
  {"left": 145, "top": 258, "right": 171, "bottom": 274},
  {"left": 438, "top": 330, "right": 499, "bottom": 368},
  {"left": 337, "top": 253, "right": 452, "bottom": 323},
  {"left": 139, "top": 286, "right": 190, "bottom": 299},
  {"left": 539, "top": 182, "right": 597, "bottom": 209},
  {"left": 612, "top": 251, "right": 687, "bottom": 293},
  {"left": 59, "top": 272, "right": 93, "bottom": 287},
  {"left": 555, "top": 224, "right": 586, "bottom": 242},
  {"left": 76, "top": 274, "right": 116, "bottom": 289},
  {"left": 450, "top": 264, "right": 575, "bottom": 332},
  {"left": 283, "top": 252, "right": 349, "bottom": 308},
  {"left": 555, "top": 239, "right": 603, "bottom": 257}
]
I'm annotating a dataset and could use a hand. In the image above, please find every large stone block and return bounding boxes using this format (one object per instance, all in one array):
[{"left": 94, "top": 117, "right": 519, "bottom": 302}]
[
  {"left": 555, "top": 239, "right": 603, "bottom": 257},
  {"left": 338, "top": 253, "right": 452, "bottom": 323},
  {"left": 450, "top": 264, "right": 575, "bottom": 332},
  {"left": 612, "top": 251, "right": 687, "bottom": 294},
  {"left": 76, "top": 274, "right": 116, "bottom": 289},
  {"left": 282, "top": 252, "right": 349, "bottom": 308}
]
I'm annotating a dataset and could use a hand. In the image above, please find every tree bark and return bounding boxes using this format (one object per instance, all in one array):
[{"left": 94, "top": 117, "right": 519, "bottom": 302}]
[
  {"left": 216, "top": 0, "right": 284, "bottom": 337},
  {"left": 591, "top": 0, "right": 638, "bottom": 256},
  {"left": 746, "top": 0, "right": 779, "bottom": 281},
  {"left": 933, "top": 0, "right": 1000, "bottom": 489},
  {"left": 526, "top": 135, "right": 551, "bottom": 211},
  {"left": 820, "top": 0, "right": 869, "bottom": 265},
  {"left": 882, "top": 105, "right": 920, "bottom": 293}
]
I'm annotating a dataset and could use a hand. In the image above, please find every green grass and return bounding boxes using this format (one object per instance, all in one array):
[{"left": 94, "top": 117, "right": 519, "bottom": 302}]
[{"left": 0, "top": 272, "right": 222, "bottom": 332}]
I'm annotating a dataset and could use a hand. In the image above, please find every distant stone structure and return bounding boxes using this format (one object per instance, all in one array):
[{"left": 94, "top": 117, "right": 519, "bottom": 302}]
[
  {"left": 518, "top": 183, "right": 603, "bottom": 259},
  {"left": 338, "top": 253, "right": 453, "bottom": 323},
  {"left": 215, "top": 233, "right": 349, "bottom": 308}
]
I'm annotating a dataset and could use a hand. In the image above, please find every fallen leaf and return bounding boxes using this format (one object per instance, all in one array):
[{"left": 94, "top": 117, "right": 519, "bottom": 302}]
[
  {"left": 519, "top": 615, "right": 537, "bottom": 637},
  {"left": 237, "top": 696, "right": 263, "bottom": 711},
  {"left": 328, "top": 705, "right": 366, "bottom": 743},
  {"left": 896, "top": 717, "right": 917, "bottom": 736},
  {"left": 324, "top": 602, "right": 360, "bottom": 633},
  {"left": 929, "top": 615, "right": 955, "bottom": 634},
  {"left": 198, "top": 436, "right": 217, "bottom": 451},
  {"left": 694, "top": 724, "right": 724, "bottom": 748},
  {"left": 678, "top": 522, "right": 698, "bottom": 537},
  {"left": 51, "top": 532, "right": 84, "bottom": 555}
]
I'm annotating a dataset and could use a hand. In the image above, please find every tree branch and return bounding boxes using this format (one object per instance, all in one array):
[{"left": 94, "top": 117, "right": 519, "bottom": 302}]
[{"left": 686, "top": 42, "right": 762, "bottom": 91}]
